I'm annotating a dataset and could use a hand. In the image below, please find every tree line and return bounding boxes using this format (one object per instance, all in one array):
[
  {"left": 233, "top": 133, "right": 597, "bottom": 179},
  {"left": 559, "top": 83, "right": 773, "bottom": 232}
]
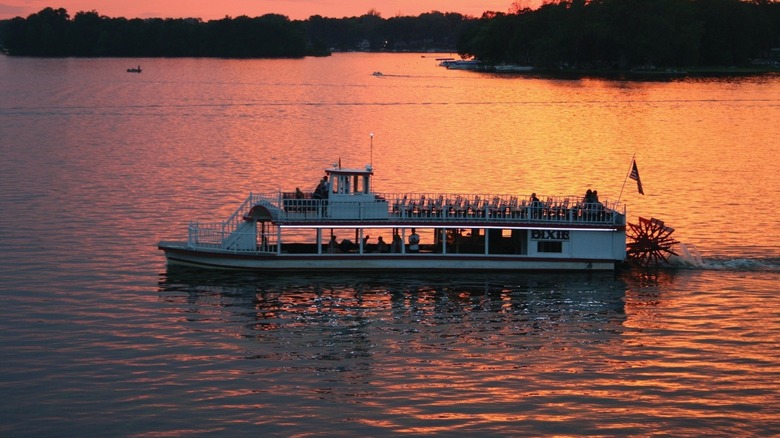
[
  {"left": 0, "top": 7, "right": 469, "bottom": 57},
  {"left": 459, "top": 0, "right": 780, "bottom": 69},
  {"left": 0, "top": 8, "right": 313, "bottom": 57},
  {"left": 1, "top": 2, "right": 779, "bottom": 70}
]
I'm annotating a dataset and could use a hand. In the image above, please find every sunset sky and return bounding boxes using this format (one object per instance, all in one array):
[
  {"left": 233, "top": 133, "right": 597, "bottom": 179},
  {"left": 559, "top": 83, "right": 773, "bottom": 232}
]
[{"left": 0, "top": 1, "right": 542, "bottom": 21}]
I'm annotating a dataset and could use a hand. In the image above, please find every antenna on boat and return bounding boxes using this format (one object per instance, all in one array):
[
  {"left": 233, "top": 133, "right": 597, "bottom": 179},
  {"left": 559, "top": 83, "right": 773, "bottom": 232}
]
[{"left": 370, "top": 133, "right": 374, "bottom": 169}]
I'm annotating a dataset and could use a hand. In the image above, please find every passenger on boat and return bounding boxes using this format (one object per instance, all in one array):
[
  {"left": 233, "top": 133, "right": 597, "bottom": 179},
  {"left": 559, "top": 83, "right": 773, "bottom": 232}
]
[
  {"left": 376, "top": 236, "right": 388, "bottom": 253},
  {"left": 530, "top": 193, "right": 541, "bottom": 219},
  {"left": 339, "top": 239, "right": 355, "bottom": 253},
  {"left": 295, "top": 187, "right": 304, "bottom": 199},
  {"left": 584, "top": 189, "right": 594, "bottom": 203},
  {"left": 313, "top": 176, "right": 329, "bottom": 199},
  {"left": 584, "top": 189, "right": 600, "bottom": 204},
  {"left": 408, "top": 229, "right": 420, "bottom": 253},
  {"left": 391, "top": 234, "right": 403, "bottom": 253},
  {"left": 328, "top": 235, "right": 340, "bottom": 253}
]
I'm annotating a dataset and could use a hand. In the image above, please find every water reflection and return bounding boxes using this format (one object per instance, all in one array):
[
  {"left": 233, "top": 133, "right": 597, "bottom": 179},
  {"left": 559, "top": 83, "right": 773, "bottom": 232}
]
[
  {"left": 159, "top": 268, "right": 629, "bottom": 330},
  {"left": 158, "top": 267, "right": 631, "bottom": 381},
  {"left": 158, "top": 268, "right": 637, "bottom": 427},
  {"left": 122, "top": 268, "right": 780, "bottom": 434}
]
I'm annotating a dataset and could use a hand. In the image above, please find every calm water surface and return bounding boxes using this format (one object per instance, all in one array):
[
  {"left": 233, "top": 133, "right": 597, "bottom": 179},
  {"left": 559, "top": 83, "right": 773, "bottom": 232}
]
[{"left": 1, "top": 53, "right": 779, "bottom": 436}]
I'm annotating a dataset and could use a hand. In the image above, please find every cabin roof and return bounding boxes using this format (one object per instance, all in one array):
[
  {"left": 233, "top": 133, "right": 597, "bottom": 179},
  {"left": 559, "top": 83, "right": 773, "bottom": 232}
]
[{"left": 325, "top": 167, "right": 373, "bottom": 176}]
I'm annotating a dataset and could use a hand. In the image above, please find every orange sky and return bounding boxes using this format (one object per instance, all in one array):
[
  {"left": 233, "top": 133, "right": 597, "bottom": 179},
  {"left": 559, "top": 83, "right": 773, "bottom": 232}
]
[{"left": 0, "top": 1, "right": 543, "bottom": 21}]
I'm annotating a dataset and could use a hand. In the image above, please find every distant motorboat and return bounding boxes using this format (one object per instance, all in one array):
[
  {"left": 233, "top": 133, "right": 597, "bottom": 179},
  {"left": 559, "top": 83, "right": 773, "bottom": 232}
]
[
  {"left": 127, "top": 65, "right": 142, "bottom": 73},
  {"left": 372, "top": 71, "right": 383, "bottom": 76},
  {"left": 494, "top": 64, "right": 534, "bottom": 73},
  {"left": 445, "top": 60, "right": 483, "bottom": 70}
]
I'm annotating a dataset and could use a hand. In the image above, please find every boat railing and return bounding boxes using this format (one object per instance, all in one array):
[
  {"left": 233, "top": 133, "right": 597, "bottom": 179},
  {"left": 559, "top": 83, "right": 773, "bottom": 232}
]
[
  {"left": 188, "top": 221, "right": 225, "bottom": 249},
  {"left": 187, "top": 191, "right": 279, "bottom": 250},
  {"left": 384, "top": 192, "right": 624, "bottom": 225},
  {"left": 187, "top": 221, "right": 281, "bottom": 253},
  {"left": 253, "top": 191, "right": 625, "bottom": 225}
]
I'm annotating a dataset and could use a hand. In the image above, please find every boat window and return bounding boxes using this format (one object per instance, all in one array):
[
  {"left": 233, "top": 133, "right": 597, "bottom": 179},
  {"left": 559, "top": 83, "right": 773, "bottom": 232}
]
[
  {"left": 333, "top": 174, "right": 350, "bottom": 194},
  {"left": 352, "top": 173, "right": 370, "bottom": 194},
  {"left": 537, "top": 241, "right": 563, "bottom": 253},
  {"left": 330, "top": 173, "right": 373, "bottom": 195}
]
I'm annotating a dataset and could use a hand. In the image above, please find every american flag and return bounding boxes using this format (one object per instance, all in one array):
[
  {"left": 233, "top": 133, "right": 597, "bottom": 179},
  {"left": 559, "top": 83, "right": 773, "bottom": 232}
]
[{"left": 629, "top": 160, "right": 644, "bottom": 195}]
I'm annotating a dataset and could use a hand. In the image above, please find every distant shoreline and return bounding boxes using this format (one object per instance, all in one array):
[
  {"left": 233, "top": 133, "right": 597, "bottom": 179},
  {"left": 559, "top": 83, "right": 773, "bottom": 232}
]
[
  {"left": 2, "top": 50, "right": 778, "bottom": 80},
  {"left": 512, "top": 65, "right": 780, "bottom": 80},
  {"left": 423, "top": 54, "right": 780, "bottom": 79}
]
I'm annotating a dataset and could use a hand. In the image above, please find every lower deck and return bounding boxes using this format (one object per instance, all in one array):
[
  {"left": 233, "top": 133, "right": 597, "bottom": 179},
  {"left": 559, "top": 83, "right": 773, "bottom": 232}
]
[
  {"left": 163, "top": 220, "right": 626, "bottom": 272},
  {"left": 159, "top": 241, "right": 620, "bottom": 271}
]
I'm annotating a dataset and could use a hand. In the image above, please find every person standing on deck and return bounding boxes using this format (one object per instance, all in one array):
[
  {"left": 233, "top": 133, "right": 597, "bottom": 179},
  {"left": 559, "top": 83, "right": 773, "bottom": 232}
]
[{"left": 391, "top": 233, "right": 403, "bottom": 253}]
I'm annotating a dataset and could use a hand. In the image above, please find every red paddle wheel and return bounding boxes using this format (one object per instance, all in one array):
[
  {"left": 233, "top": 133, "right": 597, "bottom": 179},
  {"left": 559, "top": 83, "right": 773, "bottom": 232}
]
[{"left": 626, "top": 217, "right": 679, "bottom": 267}]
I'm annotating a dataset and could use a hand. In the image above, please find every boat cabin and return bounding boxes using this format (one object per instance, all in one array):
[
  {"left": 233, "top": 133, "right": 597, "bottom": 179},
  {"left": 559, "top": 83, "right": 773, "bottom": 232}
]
[
  {"left": 327, "top": 166, "right": 373, "bottom": 196},
  {"left": 321, "top": 165, "right": 388, "bottom": 219}
]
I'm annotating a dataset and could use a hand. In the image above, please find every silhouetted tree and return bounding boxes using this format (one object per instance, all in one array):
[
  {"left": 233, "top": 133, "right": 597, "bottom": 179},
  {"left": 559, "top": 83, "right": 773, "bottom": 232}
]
[
  {"left": 0, "top": 8, "right": 310, "bottom": 58},
  {"left": 458, "top": 0, "right": 779, "bottom": 70}
]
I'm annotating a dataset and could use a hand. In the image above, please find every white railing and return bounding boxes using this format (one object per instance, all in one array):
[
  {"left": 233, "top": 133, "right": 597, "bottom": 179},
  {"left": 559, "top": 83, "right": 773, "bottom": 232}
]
[
  {"left": 187, "top": 191, "right": 279, "bottom": 250},
  {"left": 261, "top": 191, "right": 625, "bottom": 224},
  {"left": 383, "top": 192, "right": 624, "bottom": 224}
]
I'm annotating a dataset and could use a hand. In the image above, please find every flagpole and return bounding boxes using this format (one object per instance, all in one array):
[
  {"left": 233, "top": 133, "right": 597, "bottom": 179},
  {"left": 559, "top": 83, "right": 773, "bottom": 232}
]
[{"left": 617, "top": 153, "right": 636, "bottom": 205}]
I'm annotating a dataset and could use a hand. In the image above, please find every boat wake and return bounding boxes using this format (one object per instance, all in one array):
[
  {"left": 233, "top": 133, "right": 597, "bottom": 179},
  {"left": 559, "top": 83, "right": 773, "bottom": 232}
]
[{"left": 668, "top": 243, "right": 780, "bottom": 272}]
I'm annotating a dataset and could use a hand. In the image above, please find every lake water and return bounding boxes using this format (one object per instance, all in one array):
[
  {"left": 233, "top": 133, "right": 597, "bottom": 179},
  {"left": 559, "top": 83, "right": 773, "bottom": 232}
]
[{"left": 1, "top": 53, "right": 779, "bottom": 436}]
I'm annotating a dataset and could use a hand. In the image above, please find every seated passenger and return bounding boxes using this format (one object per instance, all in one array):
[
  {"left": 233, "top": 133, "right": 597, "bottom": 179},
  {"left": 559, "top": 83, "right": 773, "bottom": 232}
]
[
  {"left": 376, "top": 236, "right": 388, "bottom": 253},
  {"left": 339, "top": 239, "right": 354, "bottom": 253},
  {"left": 328, "top": 235, "right": 340, "bottom": 253}
]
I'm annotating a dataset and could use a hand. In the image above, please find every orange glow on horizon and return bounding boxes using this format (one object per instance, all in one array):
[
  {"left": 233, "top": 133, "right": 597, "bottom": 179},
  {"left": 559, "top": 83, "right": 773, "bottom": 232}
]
[{"left": 0, "top": 1, "right": 543, "bottom": 21}]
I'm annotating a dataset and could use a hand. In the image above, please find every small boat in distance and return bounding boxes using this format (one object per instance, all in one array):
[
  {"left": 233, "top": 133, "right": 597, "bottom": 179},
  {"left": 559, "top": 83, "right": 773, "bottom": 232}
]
[
  {"left": 437, "top": 58, "right": 456, "bottom": 66},
  {"left": 127, "top": 65, "right": 142, "bottom": 73},
  {"left": 494, "top": 64, "right": 534, "bottom": 73},
  {"left": 159, "top": 160, "right": 628, "bottom": 272}
]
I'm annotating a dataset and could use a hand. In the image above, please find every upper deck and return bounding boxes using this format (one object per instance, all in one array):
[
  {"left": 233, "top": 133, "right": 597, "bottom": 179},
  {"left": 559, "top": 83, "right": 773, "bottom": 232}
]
[
  {"left": 245, "top": 164, "right": 625, "bottom": 227},
  {"left": 245, "top": 190, "right": 625, "bottom": 228}
]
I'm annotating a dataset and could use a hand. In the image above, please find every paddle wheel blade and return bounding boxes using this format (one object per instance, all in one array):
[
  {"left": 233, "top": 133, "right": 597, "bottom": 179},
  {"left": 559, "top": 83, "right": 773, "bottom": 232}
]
[{"left": 626, "top": 216, "right": 680, "bottom": 267}]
